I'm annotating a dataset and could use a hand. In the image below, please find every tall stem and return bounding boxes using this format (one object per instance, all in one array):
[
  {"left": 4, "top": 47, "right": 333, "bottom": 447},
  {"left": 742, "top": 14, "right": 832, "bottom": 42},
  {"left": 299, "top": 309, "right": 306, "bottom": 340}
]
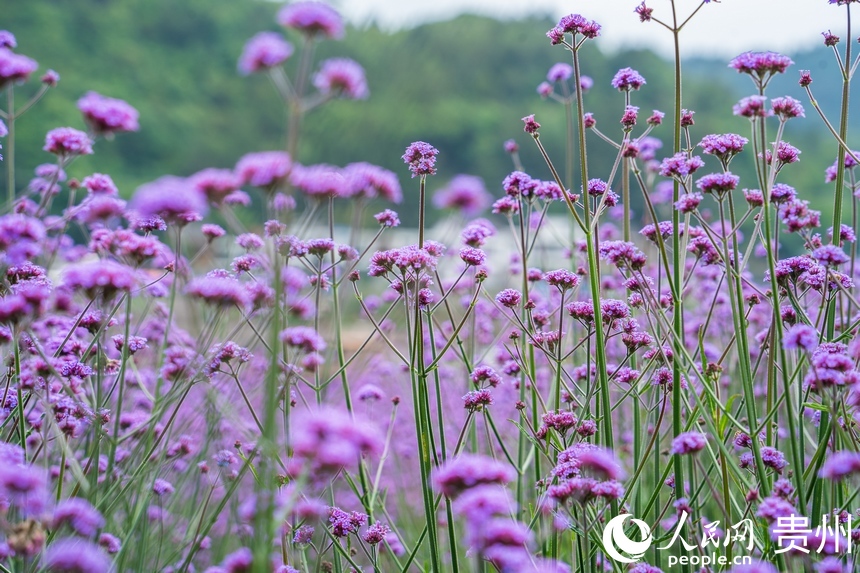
[{"left": 831, "top": 4, "right": 853, "bottom": 243}]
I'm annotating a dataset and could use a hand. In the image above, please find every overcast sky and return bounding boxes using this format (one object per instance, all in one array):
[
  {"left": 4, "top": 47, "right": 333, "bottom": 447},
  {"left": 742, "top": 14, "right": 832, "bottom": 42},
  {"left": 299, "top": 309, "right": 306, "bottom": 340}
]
[{"left": 337, "top": 0, "right": 851, "bottom": 58}]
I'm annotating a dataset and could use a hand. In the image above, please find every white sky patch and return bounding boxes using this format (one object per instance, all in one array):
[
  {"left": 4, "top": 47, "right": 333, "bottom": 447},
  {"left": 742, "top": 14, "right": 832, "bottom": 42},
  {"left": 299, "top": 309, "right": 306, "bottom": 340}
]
[{"left": 335, "top": 0, "right": 851, "bottom": 57}]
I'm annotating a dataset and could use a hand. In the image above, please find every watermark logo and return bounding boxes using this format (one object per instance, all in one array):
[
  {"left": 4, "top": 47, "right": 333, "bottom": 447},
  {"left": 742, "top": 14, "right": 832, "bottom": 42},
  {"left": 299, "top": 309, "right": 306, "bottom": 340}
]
[{"left": 602, "top": 514, "right": 653, "bottom": 563}]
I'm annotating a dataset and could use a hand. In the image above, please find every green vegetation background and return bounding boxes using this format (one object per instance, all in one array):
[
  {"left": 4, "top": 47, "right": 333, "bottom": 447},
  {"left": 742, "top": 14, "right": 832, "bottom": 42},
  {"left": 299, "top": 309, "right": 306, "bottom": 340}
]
[{"left": 5, "top": 0, "right": 854, "bottom": 230}]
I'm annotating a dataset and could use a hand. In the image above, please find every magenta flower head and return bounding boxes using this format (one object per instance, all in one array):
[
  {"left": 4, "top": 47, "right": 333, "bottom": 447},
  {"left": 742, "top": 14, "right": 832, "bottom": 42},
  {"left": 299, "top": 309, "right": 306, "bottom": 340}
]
[
  {"left": 44, "top": 127, "right": 94, "bottom": 157},
  {"left": 522, "top": 114, "right": 540, "bottom": 134},
  {"left": 819, "top": 451, "right": 860, "bottom": 481},
  {"left": 186, "top": 275, "right": 250, "bottom": 309},
  {"left": 313, "top": 58, "right": 369, "bottom": 100},
  {"left": 432, "top": 454, "right": 515, "bottom": 498},
  {"left": 434, "top": 174, "right": 491, "bottom": 216},
  {"left": 63, "top": 260, "right": 137, "bottom": 300},
  {"left": 495, "top": 288, "right": 522, "bottom": 308},
  {"left": 611, "top": 67, "right": 646, "bottom": 91},
  {"left": 43, "top": 538, "right": 111, "bottom": 573},
  {"left": 53, "top": 498, "right": 105, "bottom": 538},
  {"left": 131, "top": 175, "right": 208, "bottom": 224},
  {"left": 238, "top": 32, "right": 294, "bottom": 75},
  {"left": 771, "top": 96, "right": 804, "bottom": 120},
  {"left": 402, "top": 141, "right": 438, "bottom": 178},
  {"left": 699, "top": 133, "right": 748, "bottom": 167},
  {"left": 696, "top": 172, "right": 739, "bottom": 196},
  {"left": 277, "top": 1, "right": 345, "bottom": 39},
  {"left": 235, "top": 151, "right": 292, "bottom": 188},
  {"left": 504, "top": 139, "right": 518, "bottom": 154},
  {"left": 0, "top": 31, "right": 15, "bottom": 49},
  {"left": 342, "top": 162, "right": 402, "bottom": 202},
  {"left": 77, "top": 91, "right": 140, "bottom": 135},
  {"left": 0, "top": 47, "right": 38, "bottom": 89},
  {"left": 670, "top": 432, "right": 707, "bottom": 455},
  {"left": 547, "top": 63, "right": 573, "bottom": 82},
  {"left": 635, "top": 2, "right": 653, "bottom": 22},
  {"left": 729, "top": 51, "right": 793, "bottom": 89}
]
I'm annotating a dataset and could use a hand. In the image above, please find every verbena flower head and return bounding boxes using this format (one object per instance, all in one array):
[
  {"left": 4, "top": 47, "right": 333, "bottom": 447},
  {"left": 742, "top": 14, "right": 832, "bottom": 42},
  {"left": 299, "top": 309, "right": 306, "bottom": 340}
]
[
  {"left": 313, "top": 58, "right": 368, "bottom": 100},
  {"left": 53, "top": 498, "right": 105, "bottom": 537},
  {"left": 546, "top": 14, "right": 601, "bottom": 43},
  {"left": 611, "top": 67, "right": 646, "bottom": 91},
  {"left": 277, "top": 1, "right": 345, "bottom": 39},
  {"left": 432, "top": 454, "right": 515, "bottom": 498},
  {"left": 729, "top": 51, "right": 793, "bottom": 89},
  {"left": 696, "top": 172, "right": 739, "bottom": 196},
  {"left": 238, "top": 31, "right": 294, "bottom": 74},
  {"left": 819, "top": 451, "right": 860, "bottom": 481},
  {"left": 42, "top": 538, "right": 111, "bottom": 573},
  {"left": 0, "top": 30, "right": 16, "bottom": 49},
  {"left": 434, "top": 174, "right": 490, "bottom": 216},
  {"left": 635, "top": 2, "right": 653, "bottom": 22},
  {"left": 235, "top": 151, "right": 292, "bottom": 188},
  {"left": 186, "top": 275, "right": 250, "bottom": 309},
  {"left": 771, "top": 96, "right": 805, "bottom": 120},
  {"left": 77, "top": 91, "right": 140, "bottom": 135},
  {"left": 131, "top": 175, "right": 208, "bottom": 224},
  {"left": 699, "top": 133, "right": 748, "bottom": 166},
  {"left": 342, "top": 162, "right": 402, "bottom": 202},
  {"left": 63, "top": 260, "right": 137, "bottom": 300},
  {"left": 402, "top": 141, "right": 438, "bottom": 177},
  {"left": 0, "top": 47, "right": 38, "bottom": 89},
  {"left": 547, "top": 63, "right": 572, "bottom": 82},
  {"left": 670, "top": 432, "right": 707, "bottom": 455},
  {"left": 44, "top": 127, "right": 94, "bottom": 157}
]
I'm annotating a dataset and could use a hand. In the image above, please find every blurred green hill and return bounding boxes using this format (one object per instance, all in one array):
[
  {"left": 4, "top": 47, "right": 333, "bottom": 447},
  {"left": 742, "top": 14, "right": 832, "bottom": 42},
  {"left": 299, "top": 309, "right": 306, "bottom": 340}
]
[{"left": 4, "top": 0, "right": 853, "bottom": 228}]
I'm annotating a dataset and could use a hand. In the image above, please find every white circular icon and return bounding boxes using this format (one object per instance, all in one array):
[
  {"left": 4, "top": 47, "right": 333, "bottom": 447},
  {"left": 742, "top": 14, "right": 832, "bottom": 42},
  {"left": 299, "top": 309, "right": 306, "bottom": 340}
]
[{"left": 602, "top": 514, "right": 653, "bottom": 564}]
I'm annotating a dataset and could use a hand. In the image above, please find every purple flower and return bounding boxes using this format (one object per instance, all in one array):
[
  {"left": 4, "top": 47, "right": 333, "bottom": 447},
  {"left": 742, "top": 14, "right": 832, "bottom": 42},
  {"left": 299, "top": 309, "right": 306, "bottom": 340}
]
[
  {"left": 221, "top": 547, "right": 252, "bottom": 572},
  {"left": 43, "top": 538, "right": 110, "bottom": 573},
  {"left": 97, "top": 533, "right": 121, "bottom": 554},
  {"left": 771, "top": 96, "right": 805, "bottom": 119},
  {"left": 575, "top": 447, "right": 625, "bottom": 480},
  {"left": 63, "top": 261, "right": 136, "bottom": 300},
  {"left": 504, "top": 139, "right": 518, "bottom": 154},
  {"left": 463, "top": 389, "right": 493, "bottom": 411},
  {"left": 462, "top": 219, "right": 495, "bottom": 247},
  {"left": 152, "top": 478, "right": 174, "bottom": 496},
  {"left": 0, "top": 30, "right": 16, "bottom": 49},
  {"left": 783, "top": 324, "right": 819, "bottom": 351},
  {"left": 761, "top": 446, "right": 787, "bottom": 473},
  {"left": 635, "top": 2, "right": 653, "bottom": 21},
  {"left": 729, "top": 51, "right": 793, "bottom": 81},
  {"left": 290, "top": 163, "right": 346, "bottom": 197},
  {"left": 696, "top": 172, "right": 739, "bottom": 195},
  {"left": 402, "top": 141, "right": 439, "bottom": 177},
  {"left": 0, "top": 47, "right": 38, "bottom": 89},
  {"left": 291, "top": 407, "right": 382, "bottom": 476},
  {"left": 544, "top": 269, "right": 579, "bottom": 290},
  {"left": 235, "top": 151, "right": 292, "bottom": 188},
  {"left": 41, "top": 69, "right": 59, "bottom": 86},
  {"left": 599, "top": 241, "right": 647, "bottom": 270},
  {"left": 733, "top": 95, "right": 771, "bottom": 118},
  {"left": 537, "top": 81, "right": 553, "bottom": 98},
  {"left": 77, "top": 91, "right": 140, "bottom": 135},
  {"left": 44, "top": 127, "right": 94, "bottom": 156},
  {"left": 313, "top": 58, "right": 368, "bottom": 99},
  {"left": 374, "top": 209, "right": 400, "bottom": 227},
  {"left": 238, "top": 32, "right": 293, "bottom": 74},
  {"left": 186, "top": 276, "right": 250, "bottom": 309},
  {"left": 495, "top": 288, "right": 522, "bottom": 308},
  {"left": 819, "top": 451, "right": 860, "bottom": 481},
  {"left": 190, "top": 168, "right": 241, "bottom": 205},
  {"left": 699, "top": 133, "right": 748, "bottom": 165},
  {"left": 620, "top": 105, "right": 639, "bottom": 129},
  {"left": 82, "top": 173, "right": 118, "bottom": 196},
  {"left": 459, "top": 247, "right": 487, "bottom": 266},
  {"left": 522, "top": 114, "right": 540, "bottom": 134},
  {"left": 329, "top": 508, "right": 368, "bottom": 537},
  {"left": 611, "top": 67, "right": 646, "bottom": 91},
  {"left": 342, "top": 162, "right": 402, "bottom": 202},
  {"left": 362, "top": 522, "right": 390, "bottom": 545},
  {"left": 280, "top": 326, "right": 326, "bottom": 353},
  {"left": 659, "top": 153, "right": 704, "bottom": 179},
  {"left": 0, "top": 463, "right": 48, "bottom": 514},
  {"left": 434, "top": 174, "right": 491, "bottom": 216},
  {"left": 277, "top": 1, "right": 345, "bottom": 39},
  {"left": 670, "top": 432, "right": 707, "bottom": 455},
  {"left": 432, "top": 454, "right": 515, "bottom": 498},
  {"left": 675, "top": 193, "right": 703, "bottom": 213},
  {"left": 131, "top": 175, "right": 208, "bottom": 224},
  {"left": 202, "top": 224, "right": 226, "bottom": 240},
  {"left": 755, "top": 496, "right": 796, "bottom": 522},
  {"left": 53, "top": 498, "right": 105, "bottom": 538},
  {"left": 547, "top": 63, "right": 572, "bottom": 82}
]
